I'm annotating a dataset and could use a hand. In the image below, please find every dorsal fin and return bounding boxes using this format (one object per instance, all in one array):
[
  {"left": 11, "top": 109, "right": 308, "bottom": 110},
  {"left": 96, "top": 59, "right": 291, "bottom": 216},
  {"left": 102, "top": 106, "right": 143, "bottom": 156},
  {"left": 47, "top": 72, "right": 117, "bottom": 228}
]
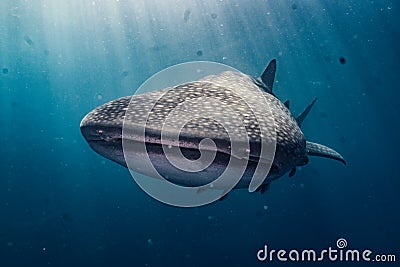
[
  {"left": 284, "top": 100, "right": 290, "bottom": 109},
  {"left": 258, "top": 59, "right": 276, "bottom": 93},
  {"left": 306, "top": 141, "right": 346, "bottom": 165},
  {"left": 296, "top": 98, "right": 317, "bottom": 127}
]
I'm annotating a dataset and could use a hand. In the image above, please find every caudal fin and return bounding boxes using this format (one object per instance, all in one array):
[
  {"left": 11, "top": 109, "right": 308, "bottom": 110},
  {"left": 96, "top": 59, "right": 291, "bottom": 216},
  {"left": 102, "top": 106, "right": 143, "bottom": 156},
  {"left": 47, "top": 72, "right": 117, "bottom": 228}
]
[{"left": 306, "top": 141, "right": 346, "bottom": 165}]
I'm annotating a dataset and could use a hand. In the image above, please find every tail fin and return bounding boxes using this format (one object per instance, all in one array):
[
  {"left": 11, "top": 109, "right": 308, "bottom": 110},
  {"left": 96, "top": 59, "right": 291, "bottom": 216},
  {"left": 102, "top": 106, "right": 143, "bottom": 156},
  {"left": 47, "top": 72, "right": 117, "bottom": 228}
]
[{"left": 306, "top": 141, "right": 346, "bottom": 165}]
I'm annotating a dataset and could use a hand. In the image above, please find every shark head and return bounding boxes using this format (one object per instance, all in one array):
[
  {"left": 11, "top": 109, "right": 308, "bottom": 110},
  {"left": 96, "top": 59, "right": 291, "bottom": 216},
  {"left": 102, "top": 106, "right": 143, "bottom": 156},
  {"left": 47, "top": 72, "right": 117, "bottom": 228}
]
[{"left": 80, "top": 96, "right": 129, "bottom": 167}]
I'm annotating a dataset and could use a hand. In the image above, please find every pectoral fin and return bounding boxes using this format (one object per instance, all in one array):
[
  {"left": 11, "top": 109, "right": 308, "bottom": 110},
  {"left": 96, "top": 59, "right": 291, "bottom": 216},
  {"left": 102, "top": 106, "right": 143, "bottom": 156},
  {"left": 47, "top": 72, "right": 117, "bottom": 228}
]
[
  {"left": 257, "top": 183, "right": 270, "bottom": 194},
  {"left": 289, "top": 167, "right": 296, "bottom": 177}
]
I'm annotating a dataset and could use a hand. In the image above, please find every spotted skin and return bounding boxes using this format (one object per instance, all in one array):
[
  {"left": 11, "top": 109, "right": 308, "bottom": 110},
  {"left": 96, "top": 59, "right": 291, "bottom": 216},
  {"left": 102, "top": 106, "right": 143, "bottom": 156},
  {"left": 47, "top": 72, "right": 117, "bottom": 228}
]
[{"left": 81, "top": 63, "right": 345, "bottom": 190}]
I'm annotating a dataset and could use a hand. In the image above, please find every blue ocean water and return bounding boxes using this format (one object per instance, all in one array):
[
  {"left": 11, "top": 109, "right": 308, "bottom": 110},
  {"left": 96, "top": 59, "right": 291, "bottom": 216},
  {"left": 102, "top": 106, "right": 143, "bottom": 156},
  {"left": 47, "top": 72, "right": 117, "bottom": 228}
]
[{"left": 0, "top": 0, "right": 399, "bottom": 266}]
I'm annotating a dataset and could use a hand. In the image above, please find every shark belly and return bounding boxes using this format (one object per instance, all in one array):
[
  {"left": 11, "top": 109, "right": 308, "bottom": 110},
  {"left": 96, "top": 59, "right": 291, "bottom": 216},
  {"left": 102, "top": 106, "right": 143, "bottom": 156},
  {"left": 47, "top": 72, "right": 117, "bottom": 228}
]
[{"left": 123, "top": 140, "right": 277, "bottom": 189}]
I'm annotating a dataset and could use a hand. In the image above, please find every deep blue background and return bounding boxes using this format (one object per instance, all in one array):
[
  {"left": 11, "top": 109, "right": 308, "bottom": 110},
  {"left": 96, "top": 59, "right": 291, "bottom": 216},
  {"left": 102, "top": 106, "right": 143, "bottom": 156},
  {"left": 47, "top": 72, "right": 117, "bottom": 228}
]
[{"left": 0, "top": 1, "right": 399, "bottom": 266}]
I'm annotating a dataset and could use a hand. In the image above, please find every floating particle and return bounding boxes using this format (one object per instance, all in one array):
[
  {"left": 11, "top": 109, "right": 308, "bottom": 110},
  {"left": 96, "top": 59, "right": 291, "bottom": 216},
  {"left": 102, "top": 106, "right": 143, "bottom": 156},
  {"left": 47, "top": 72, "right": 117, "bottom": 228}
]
[
  {"left": 61, "top": 212, "right": 73, "bottom": 222},
  {"left": 324, "top": 55, "right": 332, "bottom": 63},
  {"left": 2, "top": 68, "right": 8, "bottom": 74},
  {"left": 339, "top": 57, "right": 346, "bottom": 64},
  {"left": 183, "top": 9, "right": 191, "bottom": 22},
  {"left": 150, "top": 44, "right": 167, "bottom": 51},
  {"left": 97, "top": 94, "right": 103, "bottom": 100},
  {"left": 291, "top": 3, "right": 298, "bottom": 10},
  {"left": 196, "top": 50, "right": 203, "bottom": 56},
  {"left": 147, "top": 238, "right": 153, "bottom": 246},
  {"left": 263, "top": 205, "right": 268, "bottom": 210},
  {"left": 211, "top": 13, "right": 218, "bottom": 19},
  {"left": 121, "top": 70, "right": 129, "bottom": 77},
  {"left": 24, "top": 35, "right": 33, "bottom": 46},
  {"left": 320, "top": 111, "right": 327, "bottom": 118}
]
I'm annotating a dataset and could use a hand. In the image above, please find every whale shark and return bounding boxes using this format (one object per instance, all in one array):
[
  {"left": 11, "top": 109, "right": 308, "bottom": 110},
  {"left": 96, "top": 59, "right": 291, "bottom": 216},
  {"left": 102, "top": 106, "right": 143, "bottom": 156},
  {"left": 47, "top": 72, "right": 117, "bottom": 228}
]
[{"left": 80, "top": 59, "right": 345, "bottom": 194}]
